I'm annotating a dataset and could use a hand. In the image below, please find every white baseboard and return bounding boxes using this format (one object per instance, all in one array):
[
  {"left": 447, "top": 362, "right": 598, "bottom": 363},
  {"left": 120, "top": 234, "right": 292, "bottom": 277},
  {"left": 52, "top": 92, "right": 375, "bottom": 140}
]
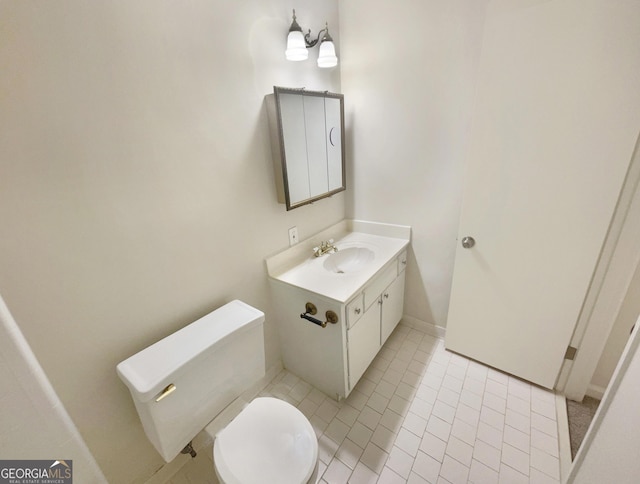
[
  {"left": 402, "top": 314, "right": 446, "bottom": 339},
  {"left": 585, "top": 384, "right": 606, "bottom": 401}
]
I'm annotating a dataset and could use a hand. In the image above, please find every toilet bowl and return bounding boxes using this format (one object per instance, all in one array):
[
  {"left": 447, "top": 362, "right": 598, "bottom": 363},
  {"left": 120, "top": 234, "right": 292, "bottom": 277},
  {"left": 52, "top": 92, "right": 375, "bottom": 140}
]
[
  {"left": 213, "top": 397, "right": 318, "bottom": 484},
  {"left": 116, "top": 300, "right": 318, "bottom": 483}
]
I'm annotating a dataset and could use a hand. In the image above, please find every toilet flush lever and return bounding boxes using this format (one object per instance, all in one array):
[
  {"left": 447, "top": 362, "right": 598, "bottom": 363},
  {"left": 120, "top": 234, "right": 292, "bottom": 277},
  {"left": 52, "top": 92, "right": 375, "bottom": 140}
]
[{"left": 156, "top": 383, "right": 176, "bottom": 402}]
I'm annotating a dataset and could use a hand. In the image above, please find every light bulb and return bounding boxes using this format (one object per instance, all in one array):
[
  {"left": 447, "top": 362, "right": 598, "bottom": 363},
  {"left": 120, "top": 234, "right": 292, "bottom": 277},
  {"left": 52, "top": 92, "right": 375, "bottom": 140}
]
[
  {"left": 317, "top": 39, "right": 338, "bottom": 68},
  {"left": 286, "top": 30, "right": 308, "bottom": 61}
]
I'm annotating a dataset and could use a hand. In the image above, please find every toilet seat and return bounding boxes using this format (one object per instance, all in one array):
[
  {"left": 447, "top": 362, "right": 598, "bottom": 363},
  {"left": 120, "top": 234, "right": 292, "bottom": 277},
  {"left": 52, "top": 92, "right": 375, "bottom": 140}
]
[{"left": 213, "top": 397, "right": 318, "bottom": 484}]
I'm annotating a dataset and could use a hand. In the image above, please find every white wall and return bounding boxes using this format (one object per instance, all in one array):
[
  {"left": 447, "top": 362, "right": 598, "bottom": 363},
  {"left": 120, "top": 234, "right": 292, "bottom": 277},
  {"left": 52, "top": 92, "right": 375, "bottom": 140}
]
[
  {"left": 0, "top": 1, "right": 343, "bottom": 482},
  {"left": 339, "top": 0, "right": 488, "bottom": 328},
  {"left": 0, "top": 293, "right": 107, "bottom": 483}
]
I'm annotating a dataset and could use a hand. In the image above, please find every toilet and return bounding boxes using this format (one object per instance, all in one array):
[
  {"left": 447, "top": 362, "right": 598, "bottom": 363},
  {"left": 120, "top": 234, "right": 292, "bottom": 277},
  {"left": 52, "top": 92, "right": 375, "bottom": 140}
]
[{"left": 116, "top": 300, "right": 318, "bottom": 484}]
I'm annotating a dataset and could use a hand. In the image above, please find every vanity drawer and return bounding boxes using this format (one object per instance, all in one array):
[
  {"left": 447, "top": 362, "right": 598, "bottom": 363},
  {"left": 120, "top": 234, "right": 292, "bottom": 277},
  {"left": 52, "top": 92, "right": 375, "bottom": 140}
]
[
  {"left": 346, "top": 294, "right": 364, "bottom": 329},
  {"left": 363, "top": 263, "right": 397, "bottom": 310},
  {"left": 397, "top": 250, "right": 407, "bottom": 274}
]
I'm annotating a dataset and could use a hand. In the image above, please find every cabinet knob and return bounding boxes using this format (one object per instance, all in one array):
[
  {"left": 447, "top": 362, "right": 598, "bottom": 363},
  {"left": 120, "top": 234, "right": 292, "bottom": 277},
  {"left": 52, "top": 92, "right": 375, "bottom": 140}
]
[
  {"left": 384, "top": 293, "right": 389, "bottom": 299},
  {"left": 355, "top": 308, "right": 361, "bottom": 314}
]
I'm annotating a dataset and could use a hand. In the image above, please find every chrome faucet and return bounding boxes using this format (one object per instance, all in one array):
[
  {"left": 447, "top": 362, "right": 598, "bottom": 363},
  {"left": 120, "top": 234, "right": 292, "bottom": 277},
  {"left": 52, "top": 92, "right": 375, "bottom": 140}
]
[{"left": 313, "top": 239, "right": 338, "bottom": 257}]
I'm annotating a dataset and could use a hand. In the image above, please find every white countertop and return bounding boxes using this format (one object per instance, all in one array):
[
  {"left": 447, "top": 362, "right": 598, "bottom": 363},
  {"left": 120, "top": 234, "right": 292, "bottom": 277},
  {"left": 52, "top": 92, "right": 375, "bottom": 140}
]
[{"left": 266, "top": 220, "right": 411, "bottom": 303}]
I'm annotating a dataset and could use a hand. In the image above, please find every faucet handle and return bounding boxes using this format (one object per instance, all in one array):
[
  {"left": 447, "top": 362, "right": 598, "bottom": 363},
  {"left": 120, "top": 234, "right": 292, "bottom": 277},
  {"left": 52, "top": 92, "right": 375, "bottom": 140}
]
[{"left": 328, "top": 239, "right": 334, "bottom": 244}]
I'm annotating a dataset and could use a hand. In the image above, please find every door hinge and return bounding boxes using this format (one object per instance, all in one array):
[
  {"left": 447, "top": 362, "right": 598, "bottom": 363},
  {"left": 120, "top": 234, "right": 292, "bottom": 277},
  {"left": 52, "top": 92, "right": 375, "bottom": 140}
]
[{"left": 564, "top": 345, "right": 578, "bottom": 361}]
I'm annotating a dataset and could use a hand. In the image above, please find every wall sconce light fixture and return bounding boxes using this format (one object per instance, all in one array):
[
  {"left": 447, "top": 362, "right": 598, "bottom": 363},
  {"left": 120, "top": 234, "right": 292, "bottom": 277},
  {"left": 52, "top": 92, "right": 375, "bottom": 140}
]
[{"left": 285, "top": 9, "right": 338, "bottom": 68}]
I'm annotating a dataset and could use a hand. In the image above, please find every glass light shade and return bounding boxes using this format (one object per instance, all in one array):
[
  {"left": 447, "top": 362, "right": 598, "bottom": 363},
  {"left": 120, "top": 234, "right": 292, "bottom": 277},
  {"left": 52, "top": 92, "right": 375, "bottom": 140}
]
[
  {"left": 286, "top": 31, "right": 308, "bottom": 61},
  {"left": 317, "top": 40, "right": 338, "bottom": 68}
]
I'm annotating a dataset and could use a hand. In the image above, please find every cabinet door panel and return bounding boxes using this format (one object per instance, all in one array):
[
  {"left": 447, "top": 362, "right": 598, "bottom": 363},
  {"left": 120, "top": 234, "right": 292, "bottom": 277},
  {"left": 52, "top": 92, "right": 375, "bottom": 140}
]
[
  {"left": 325, "top": 97, "right": 343, "bottom": 191},
  {"left": 381, "top": 275, "right": 405, "bottom": 344},
  {"left": 279, "top": 93, "right": 310, "bottom": 204},
  {"left": 303, "top": 95, "right": 329, "bottom": 198},
  {"left": 348, "top": 305, "right": 381, "bottom": 389}
]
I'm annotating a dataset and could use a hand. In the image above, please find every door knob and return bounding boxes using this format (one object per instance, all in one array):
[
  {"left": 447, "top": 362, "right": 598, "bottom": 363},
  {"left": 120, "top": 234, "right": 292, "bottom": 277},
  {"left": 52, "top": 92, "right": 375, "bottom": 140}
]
[{"left": 461, "top": 236, "right": 475, "bottom": 249}]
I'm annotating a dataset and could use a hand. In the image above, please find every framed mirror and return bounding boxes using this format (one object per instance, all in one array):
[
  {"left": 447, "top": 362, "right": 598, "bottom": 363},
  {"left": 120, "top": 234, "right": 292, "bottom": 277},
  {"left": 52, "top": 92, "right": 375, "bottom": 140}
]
[{"left": 266, "top": 87, "right": 346, "bottom": 210}]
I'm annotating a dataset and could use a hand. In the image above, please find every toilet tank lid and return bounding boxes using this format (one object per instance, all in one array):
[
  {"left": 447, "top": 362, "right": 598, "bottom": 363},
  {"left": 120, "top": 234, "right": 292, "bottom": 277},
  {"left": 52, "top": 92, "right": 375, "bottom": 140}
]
[{"left": 116, "top": 300, "right": 264, "bottom": 402}]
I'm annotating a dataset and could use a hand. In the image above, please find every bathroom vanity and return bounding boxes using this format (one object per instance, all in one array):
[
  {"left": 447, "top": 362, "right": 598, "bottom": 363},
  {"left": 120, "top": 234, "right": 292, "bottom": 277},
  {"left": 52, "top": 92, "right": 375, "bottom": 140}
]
[{"left": 266, "top": 220, "right": 410, "bottom": 400}]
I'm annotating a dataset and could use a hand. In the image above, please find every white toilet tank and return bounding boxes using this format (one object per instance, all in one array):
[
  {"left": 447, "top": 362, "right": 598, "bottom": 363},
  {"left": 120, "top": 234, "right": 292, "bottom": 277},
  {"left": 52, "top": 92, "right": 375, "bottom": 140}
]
[{"left": 116, "top": 300, "right": 265, "bottom": 461}]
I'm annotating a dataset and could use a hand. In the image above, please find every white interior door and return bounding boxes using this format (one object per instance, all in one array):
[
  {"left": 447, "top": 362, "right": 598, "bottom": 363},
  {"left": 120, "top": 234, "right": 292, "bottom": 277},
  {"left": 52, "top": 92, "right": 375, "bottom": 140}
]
[{"left": 445, "top": 0, "right": 640, "bottom": 389}]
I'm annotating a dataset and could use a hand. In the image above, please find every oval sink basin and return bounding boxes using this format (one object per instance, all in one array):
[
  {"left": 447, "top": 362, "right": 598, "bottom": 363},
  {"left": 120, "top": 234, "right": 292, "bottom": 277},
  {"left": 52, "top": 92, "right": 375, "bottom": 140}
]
[{"left": 323, "top": 247, "right": 374, "bottom": 274}]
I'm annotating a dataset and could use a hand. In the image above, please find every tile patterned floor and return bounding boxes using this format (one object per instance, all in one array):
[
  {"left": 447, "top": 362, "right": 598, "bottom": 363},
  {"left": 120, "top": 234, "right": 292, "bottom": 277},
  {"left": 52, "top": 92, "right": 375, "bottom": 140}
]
[{"left": 169, "top": 324, "right": 562, "bottom": 484}]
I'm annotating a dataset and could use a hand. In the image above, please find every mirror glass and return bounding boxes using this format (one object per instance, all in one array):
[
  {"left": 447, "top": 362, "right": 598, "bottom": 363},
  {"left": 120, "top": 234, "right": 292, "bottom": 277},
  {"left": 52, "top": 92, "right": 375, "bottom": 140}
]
[{"left": 267, "top": 87, "right": 346, "bottom": 210}]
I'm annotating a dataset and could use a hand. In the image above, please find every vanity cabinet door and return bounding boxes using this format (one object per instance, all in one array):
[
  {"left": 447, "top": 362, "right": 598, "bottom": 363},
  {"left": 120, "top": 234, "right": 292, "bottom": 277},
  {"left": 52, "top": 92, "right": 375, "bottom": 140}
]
[
  {"left": 381, "top": 274, "right": 406, "bottom": 345},
  {"left": 347, "top": 305, "right": 381, "bottom": 390}
]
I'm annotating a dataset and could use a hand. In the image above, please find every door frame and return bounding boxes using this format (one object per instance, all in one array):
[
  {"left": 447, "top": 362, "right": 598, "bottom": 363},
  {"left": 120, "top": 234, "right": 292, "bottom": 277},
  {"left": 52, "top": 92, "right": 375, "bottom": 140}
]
[
  {"left": 566, "top": 315, "right": 640, "bottom": 481},
  {"left": 558, "top": 132, "right": 640, "bottom": 400}
]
